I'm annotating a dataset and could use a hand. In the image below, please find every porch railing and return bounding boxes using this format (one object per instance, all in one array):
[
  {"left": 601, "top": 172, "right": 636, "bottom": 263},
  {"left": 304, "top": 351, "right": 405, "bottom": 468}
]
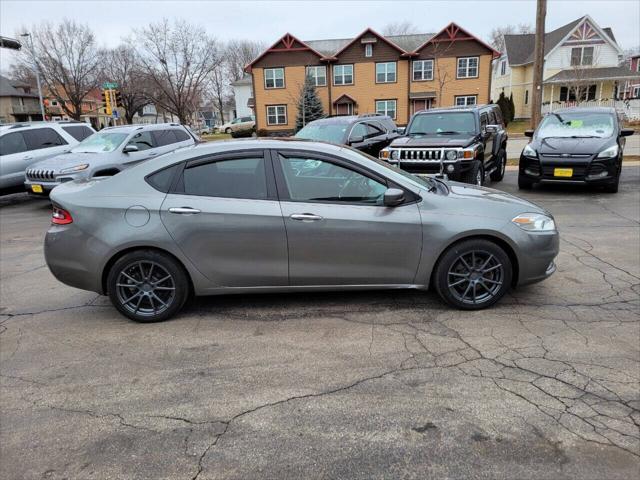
[{"left": 541, "top": 99, "right": 640, "bottom": 120}]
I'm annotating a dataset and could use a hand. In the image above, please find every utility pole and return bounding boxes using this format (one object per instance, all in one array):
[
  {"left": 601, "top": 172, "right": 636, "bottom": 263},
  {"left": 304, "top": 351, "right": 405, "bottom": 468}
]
[
  {"left": 530, "top": 0, "right": 547, "bottom": 128},
  {"left": 19, "top": 33, "right": 46, "bottom": 121}
]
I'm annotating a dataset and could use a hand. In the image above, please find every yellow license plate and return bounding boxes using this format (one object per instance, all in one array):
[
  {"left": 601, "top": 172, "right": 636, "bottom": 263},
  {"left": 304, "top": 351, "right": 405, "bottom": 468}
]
[
  {"left": 554, "top": 168, "right": 573, "bottom": 178},
  {"left": 31, "top": 184, "right": 43, "bottom": 193}
]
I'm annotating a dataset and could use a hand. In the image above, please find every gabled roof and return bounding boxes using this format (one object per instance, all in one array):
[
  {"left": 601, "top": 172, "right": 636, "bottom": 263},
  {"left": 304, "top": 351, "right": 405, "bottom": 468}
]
[
  {"left": 305, "top": 33, "right": 434, "bottom": 57},
  {"left": 412, "top": 22, "right": 500, "bottom": 57},
  {"left": 333, "top": 93, "right": 357, "bottom": 104},
  {"left": 0, "top": 75, "right": 38, "bottom": 98},
  {"left": 245, "top": 33, "right": 326, "bottom": 72},
  {"left": 329, "top": 27, "right": 409, "bottom": 58},
  {"left": 544, "top": 66, "right": 640, "bottom": 84},
  {"left": 504, "top": 16, "right": 620, "bottom": 66}
]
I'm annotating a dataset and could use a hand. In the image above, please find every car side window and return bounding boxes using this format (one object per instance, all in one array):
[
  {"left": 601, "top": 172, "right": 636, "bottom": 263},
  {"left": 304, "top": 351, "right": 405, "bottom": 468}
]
[
  {"left": 0, "top": 132, "right": 28, "bottom": 155},
  {"left": 181, "top": 157, "right": 268, "bottom": 199},
  {"left": 350, "top": 123, "right": 368, "bottom": 140},
  {"left": 493, "top": 108, "right": 504, "bottom": 126},
  {"left": 153, "top": 129, "right": 178, "bottom": 147},
  {"left": 480, "top": 113, "right": 488, "bottom": 131},
  {"left": 173, "top": 129, "right": 191, "bottom": 142},
  {"left": 366, "top": 122, "right": 385, "bottom": 138},
  {"left": 127, "top": 131, "right": 155, "bottom": 151},
  {"left": 278, "top": 154, "right": 387, "bottom": 205},
  {"left": 22, "top": 128, "right": 67, "bottom": 150},
  {"left": 487, "top": 110, "right": 496, "bottom": 125},
  {"left": 62, "top": 125, "right": 94, "bottom": 141}
]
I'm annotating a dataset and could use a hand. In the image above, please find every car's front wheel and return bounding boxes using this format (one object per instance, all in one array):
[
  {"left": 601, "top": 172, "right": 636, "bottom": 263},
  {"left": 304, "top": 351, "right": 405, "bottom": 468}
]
[
  {"left": 107, "top": 250, "right": 189, "bottom": 322},
  {"left": 433, "top": 239, "right": 512, "bottom": 310},
  {"left": 225, "top": 128, "right": 231, "bottom": 134},
  {"left": 461, "top": 161, "right": 484, "bottom": 186},
  {"left": 518, "top": 175, "right": 534, "bottom": 190}
]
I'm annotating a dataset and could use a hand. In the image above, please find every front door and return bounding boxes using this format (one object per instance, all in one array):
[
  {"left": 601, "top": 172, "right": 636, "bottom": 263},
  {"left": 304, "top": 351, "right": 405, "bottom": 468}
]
[
  {"left": 160, "top": 151, "right": 288, "bottom": 287},
  {"left": 273, "top": 150, "right": 423, "bottom": 286}
]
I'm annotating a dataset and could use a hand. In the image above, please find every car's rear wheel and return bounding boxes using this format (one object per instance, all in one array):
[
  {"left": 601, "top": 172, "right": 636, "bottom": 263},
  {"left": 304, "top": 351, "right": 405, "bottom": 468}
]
[
  {"left": 490, "top": 149, "right": 507, "bottom": 181},
  {"left": 434, "top": 239, "right": 512, "bottom": 310},
  {"left": 518, "top": 175, "right": 534, "bottom": 190},
  {"left": 107, "top": 250, "right": 189, "bottom": 323},
  {"left": 225, "top": 128, "right": 231, "bottom": 134}
]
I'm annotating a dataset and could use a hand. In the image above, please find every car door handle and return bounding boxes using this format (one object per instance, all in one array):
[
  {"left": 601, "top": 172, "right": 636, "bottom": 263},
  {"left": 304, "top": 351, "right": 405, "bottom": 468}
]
[
  {"left": 290, "top": 213, "right": 323, "bottom": 221},
  {"left": 22, "top": 156, "right": 33, "bottom": 160},
  {"left": 169, "top": 207, "right": 201, "bottom": 215}
]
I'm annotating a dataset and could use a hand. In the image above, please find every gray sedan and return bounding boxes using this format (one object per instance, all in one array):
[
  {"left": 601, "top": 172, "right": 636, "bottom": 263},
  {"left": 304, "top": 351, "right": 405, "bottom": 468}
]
[{"left": 44, "top": 139, "right": 559, "bottom": 322}]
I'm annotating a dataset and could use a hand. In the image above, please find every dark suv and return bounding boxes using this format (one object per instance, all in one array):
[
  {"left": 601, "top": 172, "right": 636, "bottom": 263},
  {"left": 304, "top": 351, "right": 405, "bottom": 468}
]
[
  {"left": 379, "top": 105, "right": 508, "bottom": 186},
  {"left": 294, "top": 114, "right": 401, "bottom": 157}
]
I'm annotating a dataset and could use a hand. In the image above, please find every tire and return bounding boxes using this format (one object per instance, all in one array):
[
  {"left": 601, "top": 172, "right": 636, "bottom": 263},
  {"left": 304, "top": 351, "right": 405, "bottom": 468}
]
[
  {"left": 603, "top": 163, "right": 621, "bottom": 193},
  {"left": 490, "top": 149, "right": 506, "bottom": 181},
  {"left": 107, "top": 250, "right": 189, "bottom": 323},
  {"left": 518, "top": 176, "right": 534, "bottom": 190},
  {"left": 433, "top": 239, "right": 512, "bottom": 310},
  {"left": 224, "top": 128, "right": 231, "bottom": 134},
  {"left": 461, "top": 161, "right": 484, "bottom": 186}
]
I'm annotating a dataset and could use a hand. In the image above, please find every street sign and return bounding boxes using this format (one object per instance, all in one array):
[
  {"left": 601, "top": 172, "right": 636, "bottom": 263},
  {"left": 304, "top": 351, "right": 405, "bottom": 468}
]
[
  {"left": 112, "top": 110, "right": 119, "bottom": 119},
  {"left": 102, "top": 82, "right": 118, "bottom": 89}
]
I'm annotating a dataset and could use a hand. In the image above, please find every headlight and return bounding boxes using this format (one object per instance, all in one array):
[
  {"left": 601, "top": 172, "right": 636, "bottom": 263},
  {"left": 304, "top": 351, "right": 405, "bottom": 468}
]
[
  {"left": 523, "top": 144, "right": 537, "bottom": 158},
  {"left": 379, "top": 148, "right": 390, "bottom": 159},
  {"left": 391, "top": 150, "right": 400, "bottom": 160},
  {"left": 596, "top": 145, "right": 618, "bottom": 158},
  {"left": 512, "top": 213, "right": 556, "bottom": 232},
  {"left": 59, "top": 164, "right": 89, "bottom": 174},
  {"left": 445, "top": 150, "right": 457, "bottom": 160},
  {"left": 457, "top": 148, "right": 474, "bottom": 159}
]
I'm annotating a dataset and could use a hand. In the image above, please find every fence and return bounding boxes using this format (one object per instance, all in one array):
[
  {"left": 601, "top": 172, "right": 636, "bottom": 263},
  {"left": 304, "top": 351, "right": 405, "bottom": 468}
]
[{"left": 541, "top": 99, "right": 640, "bottom": 121}]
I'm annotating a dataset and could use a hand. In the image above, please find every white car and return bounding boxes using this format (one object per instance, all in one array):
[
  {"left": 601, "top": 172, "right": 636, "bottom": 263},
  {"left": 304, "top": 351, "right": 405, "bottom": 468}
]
[
  {"left": 216, "top": 116, "right": 255, "bottom": 134},
  {"left": 0, "top": 121, "right": 95, "bottom": 192}
]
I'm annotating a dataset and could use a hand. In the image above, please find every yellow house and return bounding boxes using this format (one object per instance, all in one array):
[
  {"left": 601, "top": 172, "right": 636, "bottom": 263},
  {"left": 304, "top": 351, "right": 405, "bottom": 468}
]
[
  {"left": 491, "top": 15, "right": 639, "bottom": 120},
  {"left": 247, "top": 23, "right": 499, "bottom": 134}
]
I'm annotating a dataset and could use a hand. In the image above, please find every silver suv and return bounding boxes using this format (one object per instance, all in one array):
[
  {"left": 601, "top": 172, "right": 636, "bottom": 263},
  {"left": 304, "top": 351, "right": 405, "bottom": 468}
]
[
  {"left": 0, "top": 121, "right": 95, "bottom": 192},
  {"left": 24, "top": 123, "right": 196, "bottom": 195}
]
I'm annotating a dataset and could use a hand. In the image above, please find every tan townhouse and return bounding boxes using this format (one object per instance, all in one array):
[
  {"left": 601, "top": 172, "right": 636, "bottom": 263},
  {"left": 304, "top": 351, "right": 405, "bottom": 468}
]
[{"left": 246, "top": 23, "right": 499, "bottom": 134}]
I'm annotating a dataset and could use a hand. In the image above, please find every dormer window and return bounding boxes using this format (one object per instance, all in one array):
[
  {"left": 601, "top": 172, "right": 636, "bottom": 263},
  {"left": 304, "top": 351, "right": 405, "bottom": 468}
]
[
  {"left": 570, "top": 47, "right": 594, "bottom": 66},
  {"left": 365, "top": 44, "right": 373, "bottom": 57}
]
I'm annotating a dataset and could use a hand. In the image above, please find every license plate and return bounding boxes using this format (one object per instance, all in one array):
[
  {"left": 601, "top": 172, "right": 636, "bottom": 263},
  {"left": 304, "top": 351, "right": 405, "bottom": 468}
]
[
  {"left": 31, "top": 184, "right": 43, "bottom": 193},
  {"left": 554, "top": 168, "right": 573, "bottom": 178}
]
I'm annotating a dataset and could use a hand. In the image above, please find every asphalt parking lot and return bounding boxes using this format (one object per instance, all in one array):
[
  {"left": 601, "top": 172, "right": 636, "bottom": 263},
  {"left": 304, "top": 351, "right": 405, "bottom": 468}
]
[{"left": 1, "top": 168, "right": 639, "bottom": 479}]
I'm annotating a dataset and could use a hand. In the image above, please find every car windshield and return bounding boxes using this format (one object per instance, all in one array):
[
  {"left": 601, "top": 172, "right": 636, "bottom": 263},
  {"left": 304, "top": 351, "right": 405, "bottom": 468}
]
[
  {"left": 72, "top": 132, "right": 128, "bottom": 153},
  {"left": 408, "top": 112, "right": 476, "bottom": 136},
  {"left": 537, "top": 112, "right": 615, "bottom": 138},
  {"left": 295, "top": 123, "right": 349, "bottom": 143}
]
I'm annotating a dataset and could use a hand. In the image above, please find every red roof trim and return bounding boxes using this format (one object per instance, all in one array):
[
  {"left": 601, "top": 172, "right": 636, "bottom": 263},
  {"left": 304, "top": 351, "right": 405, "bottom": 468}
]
[
  {"left": 332, "top": 27, "right": 407, "bottom": 57},
  {"left": 412, "top": 22, "right": 501, "bottom": 58},
  {"left": 333, "top": 93, "right": 357, "bottom": 104},
  {"left": 245, "top": 33, "right": 326, "bottom": 72}
]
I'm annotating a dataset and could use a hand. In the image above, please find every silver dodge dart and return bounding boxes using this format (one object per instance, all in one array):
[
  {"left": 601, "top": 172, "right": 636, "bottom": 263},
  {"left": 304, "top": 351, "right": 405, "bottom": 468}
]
[{"left": 45, "top": 139, "right": 559, "bottom": 322}]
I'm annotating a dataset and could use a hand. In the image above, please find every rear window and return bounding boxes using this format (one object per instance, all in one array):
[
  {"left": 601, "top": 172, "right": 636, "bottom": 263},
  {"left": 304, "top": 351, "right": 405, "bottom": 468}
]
[
  {"left": 174, "top": 129, "right": 191, "bottom": 142},
  {"left": 146, "top": 163, "right": 182, "bottom": 192},
  {"left": 153, "top": 129, "right": 178, "bottom": 147},
  {"left": 62, "top": 125, "right": 94, "bottom": 141},
  {"left": 181, "top": 157, "right": 267, "bottom": 199},
  {"left": 22, "top": 128, "right": 67, "bottom": 150}
]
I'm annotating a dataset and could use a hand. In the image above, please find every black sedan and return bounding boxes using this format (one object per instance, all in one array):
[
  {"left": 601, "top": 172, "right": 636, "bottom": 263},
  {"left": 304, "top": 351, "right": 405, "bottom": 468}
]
[{"left": 519, "top": 107, "right": 634, "bottom": 193}]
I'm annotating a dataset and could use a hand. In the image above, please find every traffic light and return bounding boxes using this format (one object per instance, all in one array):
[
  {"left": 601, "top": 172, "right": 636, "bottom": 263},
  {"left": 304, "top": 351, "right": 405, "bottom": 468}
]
[
  {"left": 102, "top": 89, "right": 113, "bottom": 115},
  {"left": 114, "top": 90, "right": 122, "bottom": 108}
]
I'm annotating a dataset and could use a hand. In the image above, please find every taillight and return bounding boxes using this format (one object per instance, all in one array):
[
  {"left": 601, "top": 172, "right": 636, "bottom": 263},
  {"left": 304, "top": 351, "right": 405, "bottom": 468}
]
[{"left": 52, "top": 206, "right": 73, "bottom": 225}]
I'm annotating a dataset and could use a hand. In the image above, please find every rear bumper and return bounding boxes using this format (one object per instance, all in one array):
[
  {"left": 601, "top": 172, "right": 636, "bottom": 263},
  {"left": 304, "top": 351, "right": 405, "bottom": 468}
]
[{"left": 519, "top": 155, "right": 619, "bottom": 184}]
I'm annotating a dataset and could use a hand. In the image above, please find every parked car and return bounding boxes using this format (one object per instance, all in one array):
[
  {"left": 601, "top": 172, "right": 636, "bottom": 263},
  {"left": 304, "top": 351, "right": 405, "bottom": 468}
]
[
  {"left": 379, "top": 105, "right": 508, "bottom": 186},
  {"left": 44, "top": 138, "right": 558, "bottom": 323},
  {"left": 216, "top": 116, "right": 255, "bottom": 134},
  {"left": 24, "top": 123, "right": 196, "bottom": 196},
  {"left": 0, "top": 121, "right": 95, "bottom": 193},
  {"left": 519, "top": 107, "right": 633, "bottom": 193},
  {"left": 295, "top": 114, "right": 401, "bottom": 157}
]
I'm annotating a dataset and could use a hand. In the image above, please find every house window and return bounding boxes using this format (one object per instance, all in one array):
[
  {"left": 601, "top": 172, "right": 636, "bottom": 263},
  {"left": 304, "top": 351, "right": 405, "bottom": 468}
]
[
  {"left": 264, "top": 68, "right": 285, "bottom": 89},
  {"left": 525, "top": 90, "right": 529, "bottom": 105},
  {"left": 413, "top": 60, "right": 434, "bottom": 81},
  {"left": 500, "top": 60, "right": 506, "bottom": 76},
  {"left": 457, "top": 57, "right": 479, "bottom": 78},
  {"left": 266, "top": 105, "right": 287, "bottom": 125},
  {"left": 570, "top": 47, "right": 594, "bottom": 66},
  {"left": 375, "top": 99, "right": 396, "bottom": 119},
  {"left": 376, "top": 62, "right": 396, "bottom": 83},
  {"left": 365, "top": 44, "right": 373, "bottom": 57},
  {"left": 559, "top": 85, "right": 597, "bottom": 102},
  {"left": 333, "top": 64, "right": 354, "bottom": 85},
  {"left": 633, "top": 86, "right": 640, "bottom": 98},
  {"left": 306, "top": 66, "right": 327, "bottom": 87},
  {"left": 455, "top": 95, "right": 477, "bottom": 106}
]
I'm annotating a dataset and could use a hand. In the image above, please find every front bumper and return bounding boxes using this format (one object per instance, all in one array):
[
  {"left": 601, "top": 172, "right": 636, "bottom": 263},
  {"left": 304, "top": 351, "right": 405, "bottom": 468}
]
[
  {"left": 385, "top": 159, "right": 475, "bottom": 175},
  {"left": 24, "top": 179, "right": 57, "bottom": 195},
  {"left": 519, "top": 154, "right": 619, "bottom": 184},
  {"left": 513, "top": 227, "right": 560, "bottom": 286}
]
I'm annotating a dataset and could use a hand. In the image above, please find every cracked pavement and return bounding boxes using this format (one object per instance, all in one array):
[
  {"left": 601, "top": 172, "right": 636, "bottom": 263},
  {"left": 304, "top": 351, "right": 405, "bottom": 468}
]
[{"left": 1, "top": 168, "right": 639, "bottom": 479}]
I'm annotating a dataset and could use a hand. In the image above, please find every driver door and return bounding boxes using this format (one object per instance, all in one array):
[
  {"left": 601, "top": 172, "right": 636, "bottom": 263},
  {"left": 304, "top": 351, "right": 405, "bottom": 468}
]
[
  {"left": 122, "top": 131, "right": 159, "bottom": 165},
  {"left": 272, "top": 150, "right": 423, "bottom": 286}
]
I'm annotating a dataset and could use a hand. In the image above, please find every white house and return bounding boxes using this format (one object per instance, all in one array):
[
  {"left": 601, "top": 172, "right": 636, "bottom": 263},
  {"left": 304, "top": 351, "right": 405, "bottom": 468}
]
[{"left": 230, "top": 75, "right": 254, "bottom": 119}]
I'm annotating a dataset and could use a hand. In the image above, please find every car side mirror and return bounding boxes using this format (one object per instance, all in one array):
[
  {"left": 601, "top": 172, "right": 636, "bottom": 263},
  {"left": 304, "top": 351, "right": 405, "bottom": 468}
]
[
  {"left": 621, "top": 128, "right": 634, "bottom": 137},
  {"left": 486, "top": 124, "right": 499, "bottom": 133},
  {"left": 349, "top": 135, "right": 364, "bottom": 145},
  {"left": 123, "top": 144, "right": 139, "bottom": 153},
  {"left": 396, "top": 127, "right": 406, "bottom": 135},
  {"left": 383, "top": 188, "right": 405, "bottom": 207},
  {"left": 524, "top": 129, "right": 535, "bottom": 138}
]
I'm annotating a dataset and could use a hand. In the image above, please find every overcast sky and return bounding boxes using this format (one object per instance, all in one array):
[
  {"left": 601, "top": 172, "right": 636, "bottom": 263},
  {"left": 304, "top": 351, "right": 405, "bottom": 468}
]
[{"left": 1, "top": 0, "right": 639, "bottom": 74}]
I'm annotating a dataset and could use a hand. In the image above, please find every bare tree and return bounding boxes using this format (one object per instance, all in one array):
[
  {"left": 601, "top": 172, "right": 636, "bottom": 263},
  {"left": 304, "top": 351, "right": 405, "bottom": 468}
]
[
  {"left": 209, "top": 62, "right": 229, "bottom": 124},
  {"left": 100, "top": 45, "right": 151, "bottom": 124},
  {"left": 8, "top": 63, "right": 37, "bottom": 89},
  {"left": 134, "top": 19, "right": 222, "bottom": 124},
  {"left": 489, "top": 23, "right": 533, "bottom": 53},
  {"left": 382, "top": 21, "right": 419, "bottom": 36},
  {"left": 16, "top": 20, "right": 100, "bottom": 120},
  {"left": 225, "top": 39, "right": 266, "bottom": 82}
]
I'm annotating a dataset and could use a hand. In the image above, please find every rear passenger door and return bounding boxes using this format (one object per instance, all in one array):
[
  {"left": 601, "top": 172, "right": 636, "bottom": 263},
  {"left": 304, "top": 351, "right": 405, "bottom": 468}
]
[
  {"left": 21, "top": 127, "right": 70, "bottom": 169},
  {"left": 160, "top": 150, "right": 288, "bottom": 288},
  {"left": 0, "top": 132, "right": 29, "bottom": 189}
]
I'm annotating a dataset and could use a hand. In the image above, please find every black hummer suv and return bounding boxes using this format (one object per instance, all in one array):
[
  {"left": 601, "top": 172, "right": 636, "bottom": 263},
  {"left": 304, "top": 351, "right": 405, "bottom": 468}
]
[{"left": 379, "top": 105, "right": 508, "bottom": 186}]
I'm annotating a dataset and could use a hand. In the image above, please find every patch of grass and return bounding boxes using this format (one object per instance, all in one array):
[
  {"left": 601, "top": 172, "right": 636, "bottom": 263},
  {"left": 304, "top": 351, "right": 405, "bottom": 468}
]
[
  {"left": 201, "top": 133, "right": 231, "bottom": 142},
  {"left": 506, "top": 120, "right": 531, "bottom": 135}
]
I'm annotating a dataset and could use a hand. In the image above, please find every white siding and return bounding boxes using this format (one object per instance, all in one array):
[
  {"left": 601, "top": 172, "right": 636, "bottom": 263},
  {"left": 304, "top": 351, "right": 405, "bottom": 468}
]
[
  {"left": 232, "top": 83, "right": 253, "bottom": 118},
  {"left": 545, "top": 42, "right": 621, "bottom": 71}
]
